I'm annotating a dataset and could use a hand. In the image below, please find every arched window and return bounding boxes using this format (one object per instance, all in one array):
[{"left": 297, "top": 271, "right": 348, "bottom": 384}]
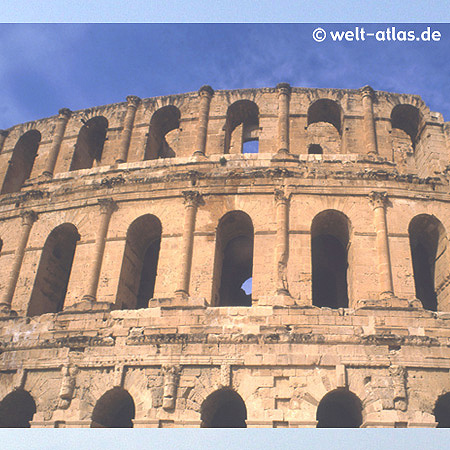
[
  {"left": 28, "top": 223, "right": 80, "bottom": 316},
  {"left": 306, "top": 99, "right": 342, "bottom": 154},
  {"left": 408, "top": 214, "right": 449, "bottom": 311},
  {"left": 224, "top": 100, "right": 259, "bottom": 154},
  {"left": 200, "top": 388, "right": 247, "bottom": 428},
  {"left": 391, "top": 104, "right": 421, "bottom": 150},
  {"left": 144, "top": 106, "right": 180, "bottom": 160},
  {"left": 70, "top": 116, "right": 108, "bottom": 171},
  {"left": 311, "top": 210, "right": 350, "bottom": 308},
  {"left": 316, "top": 388, "right": 362, "bottom": 428},
  {"left": 90, "top": 387, "right": 135, "bottom": 428},
  {"left": 308, "top": 99, "right": 342, "bottom": 134},
  {"left": 1, "top": 130, "right": 41, "bottom": 194},
  {"left": 0, "top": 389, "right": 36, "bottom": 428},
  {"left": 212, "top": 211, "right": 254, "bottom": 306},
  {"left": 117, "top": 214, "right": 162, "bottom": 309},
  {"left": 434, "top": 392, "right": 450, "bottom": 427}
]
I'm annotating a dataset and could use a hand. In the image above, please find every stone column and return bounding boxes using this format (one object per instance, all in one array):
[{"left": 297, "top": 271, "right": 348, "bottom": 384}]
[
  {"left": 82, "top": 199, "right": 117, "bottom": 302},
  {"left": 116, "top": 95, "right": 141, "bottom": 163},
  {"left": 369, "top": 191, "right": 394, "bottom": 298},
  {"left": 0, "top": 210, "right": 38, "bottom": 311},
  {"left": 194, "top": 85, "right": 214, "bottom": 156},
  {"left": 276, "top": 83, "right": 291, "bottom": 154},
  {"left": 274, "top": 189, "right": 290, "bottom": 295},
  {"left": 0, "top": 130, "right": 8, "bottom": 153},
  {"left": 43, "top": 108, "right": 72, "bottom": 177},
  {"left": 361, "top": 85, "right": 378, "bottom": 155},
  {"left": 175, "top": 191, "right": 203, "bottom": 299}
]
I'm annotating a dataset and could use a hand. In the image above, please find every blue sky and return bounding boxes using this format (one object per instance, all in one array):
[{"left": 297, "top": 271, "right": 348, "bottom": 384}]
[{"left": 1, "top": 24, "right": 450, "bottom": 129}]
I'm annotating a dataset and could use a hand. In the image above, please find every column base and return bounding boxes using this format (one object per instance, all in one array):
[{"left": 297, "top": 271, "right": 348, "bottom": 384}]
[
  {"left": 192, "top": 151, "right": 208, "bottom": 160},
  {"left": 259, "top": 292, "right": 297, "bottom": 306},
  {"left": 62, "top": 297, "right": 117, "bottom": 313},
  {"left": 41, "top": 171, "right": 53, "bottom": 179},
  {"left": 0, "top": 304, "right": 18, "bottom": 318},
  {"left": 271, "top": 150, "right": 299, "bottom": 162},
  {"left": 357, "top": 296, "right": 421, "bottom": 310}
]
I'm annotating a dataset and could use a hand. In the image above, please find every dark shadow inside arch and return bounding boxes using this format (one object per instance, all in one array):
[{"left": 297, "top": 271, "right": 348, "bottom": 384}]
[
  {"left": 200, "top": 388, "right": 247, "bottom": 428},
  {"left": 90, "top": 387, "right": 135, "bottom": 428},
  {"left": 117, "top": 214, "right": 162, "bottom": 309},
  {"left": 1, "top": 130, "right": 41, "bottom": 194},
  {"left": 307, "top": 99, "right": 342, "bottom": 134},
  {"left": 28, "top": 223, "right": 80, "bottom": 316},
  {"left": 0, "top": 389, "right": 36, "bottom": 428},
  {"left": 408, "top": 214, "right": 447, "bottom": 311},
  {"left": 391, "top": 104, "right": 421, "bottom": 149},
  {"left": 316, "top": 388, "right": 362, "bottom": 428},
  {"left": 212, "top": 211, "right": 254, "bottom": 306},
  {"left": 311, "top": 210, "right": 350, "bottom": 308},
  {"left": 224, "top": 100, "right": 259, "bottom": 154},
  {"left": 70, "top": 116, "right": 108, "bottom": 171},
  {"left": 144, "top": 105, "right": 180, "bottom": 160},
  {"left": 434, "top": 392, "right": 450, "bottom": 427}
]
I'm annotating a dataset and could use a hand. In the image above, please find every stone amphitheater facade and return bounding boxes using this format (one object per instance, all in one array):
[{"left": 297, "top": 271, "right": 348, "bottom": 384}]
[{"left": 1, "top": 84, "right": 450, "bottom": 427}]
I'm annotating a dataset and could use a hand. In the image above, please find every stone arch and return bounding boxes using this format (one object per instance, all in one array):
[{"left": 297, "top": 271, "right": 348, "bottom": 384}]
[
  {"left": 70, "top": 116, "right": 108, "bottom": 171},
  {"left": 408, "top": 214, "right": 449, "bottom": 311},
  {"left": 316, "top": 388, "right": 363, "bottom": 428},
  {"left": 433, "top": 392, "right": 450, "bottom": 427},
  {"left": 1, "top": 129, "right": 41, "bottom": 194},
  {"left": 212, "top": 210, "right": 254, "bottom": 306},
  {"left": 224, "top": 100, "right": 259, "bottom": 154},
  {"left": 28, "top": 223, "right": 80, "bottom": 316},
  {"left": 144, "top": 105, "right": 180, "bottom": 160},
  {"left": 0, "top": 388, "right": 36, "bottom": 428},
  {"left": 116, "top": 214, "right": 162, "bottom": 309},
  {"left": 200, "top": 388, "right": 247, "bottom": 428},
  {"left": 306, "top": 99, "right": 342, "bottom": 154},
  {"left": 311, "top": 209, "right": 350, "bottom": 308},
  {"left": 391, "top": 104, "right": 422, "bottom": 150},
  {"left": 307, "top": 99, "right": 342, "bottom": 134},
  {"left": 90, "top": 387, "right": 135, "bottom": 428}
]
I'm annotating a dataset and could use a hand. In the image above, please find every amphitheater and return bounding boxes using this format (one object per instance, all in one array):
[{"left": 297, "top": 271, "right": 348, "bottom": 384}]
[{"left": 0, "top": 84, "right": 450, "bottom": 428}]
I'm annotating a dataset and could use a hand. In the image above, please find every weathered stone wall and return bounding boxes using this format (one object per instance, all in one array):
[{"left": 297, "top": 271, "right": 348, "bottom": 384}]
[{"left": 0, "top": 85, "right": 450, "bottom": 427}]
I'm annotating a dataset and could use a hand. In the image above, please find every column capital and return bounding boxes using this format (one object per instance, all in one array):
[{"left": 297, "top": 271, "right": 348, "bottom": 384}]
[
  {"left": 360, "top": 85, "right": 375, "bottom": 99},
  {"left": 368, "top": 191, "right": 388, "bottom": 209},
  {"left": 182, "top": 190, "right": 204, "bottom": 207},
  {"left": 0, "top": 129, "right": 9, "bottom": 138},
  {"left": 98, "top": 198, "right": 118, "bottom": 214},
  {"left": 276, "top": 82, "right": 291, "bottom": 97},
  {"left": 20, "top": 210, "right": 38, "bottom": 226},
  {"left": 58, "top": 108, "right": 72, "bottom": 119},
  {"left": 274, "top": 188, "right": 290, "bottom": 205},
  {"left": 126, "top": 95, "right": 141, "bottom": 108},
  {"left": 198, "top": 85, "right": 214, "bottom": 98}
]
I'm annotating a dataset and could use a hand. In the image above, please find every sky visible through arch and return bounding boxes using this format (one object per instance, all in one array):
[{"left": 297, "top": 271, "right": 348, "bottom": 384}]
[{"left": 0, "top": 23, "right": 450, "bottom": 129}]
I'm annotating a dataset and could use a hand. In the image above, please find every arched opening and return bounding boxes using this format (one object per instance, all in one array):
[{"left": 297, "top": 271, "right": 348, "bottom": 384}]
[
  {"left": 70, "top": 116, "right": 108, "bottom": 171},
  {"left": 144, "top": 105, "right": 180, "bottom": 160},
  {"left": 434, "top": 392, "right": 450, "bottom": 427},
  {"left": 408, "top": 214, "right": 449, "bottom": 311},
  {"left": 1, "top": 130, "right": 41, "bottom": 194},
  {"left": 308, "top": 144, "right": 323, "bottom": 154},
  {"left": 311, "top": 210, "right": 350, "bottom": 308},
  {"left": 224, "top": 100, "right": 259, "bottom": 154},
  {"left": 28, "top": 223, "right": 80, "bottom": 316},
  {"left": 0, "top": 389, "right": 36, "bottom": 428},
  {"left": 316, "top": 388, "right": 362, "bottom": 428},
  {"left": 212, "top": 211, "right": 254, "bottom": 306},
  {"left": 117, "top": 214, "right": 162, "bottom": 309},
  {"left": 307, "top": 99, "right": 342, "bottom": 134},
  {"left": 391, "top": 104, "right": 421, "bottom": 150},
  {"left": 90, "top": 387, "right": 135, "bottom": 428},
  {"left": 200, "top": 388, "right": 247, "bottom": 428},
  {"left": 306, "top": 99, "right": 342, "bottom": 154}
]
